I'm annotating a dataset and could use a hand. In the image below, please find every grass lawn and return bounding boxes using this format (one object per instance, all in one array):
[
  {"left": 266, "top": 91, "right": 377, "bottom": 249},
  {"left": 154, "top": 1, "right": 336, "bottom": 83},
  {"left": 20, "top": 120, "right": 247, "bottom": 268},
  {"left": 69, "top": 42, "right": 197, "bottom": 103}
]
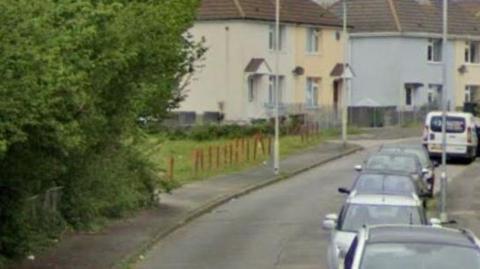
[{"left": 137, "top": 128, "right": 360, "bottom": 186}]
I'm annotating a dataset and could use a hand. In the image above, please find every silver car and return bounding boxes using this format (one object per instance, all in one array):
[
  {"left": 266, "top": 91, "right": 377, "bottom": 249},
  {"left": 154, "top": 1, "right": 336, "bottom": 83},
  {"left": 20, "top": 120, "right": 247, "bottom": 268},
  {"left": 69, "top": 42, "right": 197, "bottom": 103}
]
[
  {"left": 322, "top": 193, "right": 429, "bottom": 269},
  {"left": 344, "top": 225, "right": 480, "bottom": 269}
]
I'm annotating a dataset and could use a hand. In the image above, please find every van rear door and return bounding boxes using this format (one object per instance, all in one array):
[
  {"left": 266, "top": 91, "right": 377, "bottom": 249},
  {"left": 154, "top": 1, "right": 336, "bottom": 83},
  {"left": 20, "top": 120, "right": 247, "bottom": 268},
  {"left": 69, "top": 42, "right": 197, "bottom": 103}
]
[{"left": 428, "top": 116, "right": 469, "bottom": 154}]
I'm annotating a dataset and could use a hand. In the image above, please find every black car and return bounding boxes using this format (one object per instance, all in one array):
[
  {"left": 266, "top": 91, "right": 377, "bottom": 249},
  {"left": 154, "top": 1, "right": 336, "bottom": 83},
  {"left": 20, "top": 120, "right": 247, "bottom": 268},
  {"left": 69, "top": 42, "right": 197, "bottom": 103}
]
[
  {"left": 379, "top": 144, "right": 437, "bottom": 196},
  {"left": 338, "top": 171, "right": 430, "bottom": 200},
  {"left": 354, "top": 152, "right": 431, "bottom": 196}
]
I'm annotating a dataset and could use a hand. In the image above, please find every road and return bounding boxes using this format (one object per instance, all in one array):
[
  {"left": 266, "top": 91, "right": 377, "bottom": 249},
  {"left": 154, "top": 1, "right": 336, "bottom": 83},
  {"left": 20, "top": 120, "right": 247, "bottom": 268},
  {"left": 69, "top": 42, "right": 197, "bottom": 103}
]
[{"left": 136, "top": 138, "right": 470, "bottom": 269}]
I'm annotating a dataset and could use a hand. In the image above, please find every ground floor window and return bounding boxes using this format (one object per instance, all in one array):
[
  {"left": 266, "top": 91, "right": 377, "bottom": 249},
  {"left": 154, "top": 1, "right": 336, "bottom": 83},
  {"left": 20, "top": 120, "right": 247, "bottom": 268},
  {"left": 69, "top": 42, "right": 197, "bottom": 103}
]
[
  {"left": 306, "top": 77, "right": 319, "bottom": 107},
  {"left": 268, "top": 75, "right": 284, "bottom": 105},
  {"left": 428, "top": 84, "right": 442, "bottom": 107},
  {"left": 405, "top": 86, "right": 414, "bottom": 106},
  {"left": 465, "top": 85, "right": 479, "bottom": 103},
  {"left": 248, "top": 76, "right": 255, "bottom": 102}
]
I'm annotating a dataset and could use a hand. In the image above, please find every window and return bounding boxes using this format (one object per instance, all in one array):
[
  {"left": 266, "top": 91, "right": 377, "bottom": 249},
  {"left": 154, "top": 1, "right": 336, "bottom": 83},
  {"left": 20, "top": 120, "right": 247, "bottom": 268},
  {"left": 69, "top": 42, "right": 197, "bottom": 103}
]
[
  {"left": 465, "top": 86, "right": 472, "bottom": 103},
  {"left": 465, "top": 85, "right": 479, "bottom": 103},
  {"left": 405, "top": 86, "right": 414, "bottom": 106},
  {"left": 248, "top": 76, "right": 255, "bottom": 102},
  {"left": 269, "top": 24, "right": 286, "bottom": 51},
  {"left": 427, "top": 88, "right": 434, "bottom": 104},
  {"left": 306, "top": 28, "right": 320, "bottom": 53},
  {"left": 335, "top": 31, "right": 341, "bottom": 41},
  {"left": 306, "top": 78, "right": 319, "bottom": 107},
  {"left": 465, "top": 41, "right": 480, "bottom": 64},
  {"left": 427, "top": 39, "right": 442, "bottom": 62},
  {"left": 428, "top": 84, "right": 442, "bottom": 106},
  {"left": 344, "top": 237, "right": 358, "bottom": 269},
  {"left": 268, "top": 75, "right": 284, "bottom": 105},
  {"left": 430, "top": 116, "right": 466, "bottom": 133}
]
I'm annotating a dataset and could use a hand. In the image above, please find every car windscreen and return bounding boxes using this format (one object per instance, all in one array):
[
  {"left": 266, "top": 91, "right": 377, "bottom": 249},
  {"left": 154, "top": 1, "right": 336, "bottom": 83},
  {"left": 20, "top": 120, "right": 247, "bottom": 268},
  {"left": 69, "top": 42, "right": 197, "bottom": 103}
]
[
  {"left": 430, "top": 116, "right": 466, "bottom": 133},
  {"left": 360, "top": 242, "right": 480, "bottom": 269},
  {"left": 381, "top": 148, "right": 430, "bottom": 168},
  {"left": 354, "top": 174, "right": 416, "bottom": 195},
  {"left": 340, "top": 205, "right": 422, "bottom": 232},
  {"left": 365, "top": 155, "right": 418, "bottom": 174}
]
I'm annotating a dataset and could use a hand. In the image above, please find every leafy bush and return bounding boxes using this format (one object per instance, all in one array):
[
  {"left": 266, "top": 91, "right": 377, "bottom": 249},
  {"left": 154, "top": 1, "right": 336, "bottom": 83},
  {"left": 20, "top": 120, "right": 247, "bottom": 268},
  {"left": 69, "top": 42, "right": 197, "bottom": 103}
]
[
  {"left": 0, "top": 0, "right": 202, "bottom": 261},
  {"left": 160, "top": 123, "right": 275, "bottom": 141},
  {"left": 60, "top": 145, "right": 157, "bottom": 229}
]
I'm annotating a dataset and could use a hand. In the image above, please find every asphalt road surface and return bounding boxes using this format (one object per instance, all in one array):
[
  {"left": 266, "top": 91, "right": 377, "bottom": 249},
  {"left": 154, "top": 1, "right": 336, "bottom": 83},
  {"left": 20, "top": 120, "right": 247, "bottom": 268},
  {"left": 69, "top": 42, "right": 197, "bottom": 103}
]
[{"left": 136, "top": 138, "right": 470, "bottom": 269}]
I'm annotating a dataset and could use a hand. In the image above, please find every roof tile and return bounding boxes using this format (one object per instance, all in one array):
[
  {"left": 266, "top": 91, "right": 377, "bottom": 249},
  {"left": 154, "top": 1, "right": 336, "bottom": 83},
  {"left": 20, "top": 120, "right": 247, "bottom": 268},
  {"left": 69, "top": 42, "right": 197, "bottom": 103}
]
[{"left": 197, "top": 0, "right": 343, "bottom": 27}]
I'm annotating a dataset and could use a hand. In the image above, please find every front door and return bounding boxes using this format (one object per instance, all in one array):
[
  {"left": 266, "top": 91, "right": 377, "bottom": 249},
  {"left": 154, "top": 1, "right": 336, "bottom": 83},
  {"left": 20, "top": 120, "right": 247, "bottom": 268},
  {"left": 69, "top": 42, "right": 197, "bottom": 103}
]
[{"left": 333, "top": 80, "right": 341, "bottom": 112}]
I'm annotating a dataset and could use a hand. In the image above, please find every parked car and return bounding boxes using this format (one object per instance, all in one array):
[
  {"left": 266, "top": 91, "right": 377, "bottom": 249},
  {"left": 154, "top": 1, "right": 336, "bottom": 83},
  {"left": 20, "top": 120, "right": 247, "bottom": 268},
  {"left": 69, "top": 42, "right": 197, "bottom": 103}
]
[
  {"left": 379, "top": 144, "right": 437, "bottom": 196},
  {"left": 338, "top": 171, "right": 429, "bottom": 200},
  {"left": 322, "top": 193, "right": 430, "bottom": 269},
  {"left": 354, "top": 153, "right": 430, "bottom": 196},
  {"left": 424, "top": 111, "right": 478, "bottom": 162},
  {"left": 343, "top": 225, "right": 480, "bottom": 269}
]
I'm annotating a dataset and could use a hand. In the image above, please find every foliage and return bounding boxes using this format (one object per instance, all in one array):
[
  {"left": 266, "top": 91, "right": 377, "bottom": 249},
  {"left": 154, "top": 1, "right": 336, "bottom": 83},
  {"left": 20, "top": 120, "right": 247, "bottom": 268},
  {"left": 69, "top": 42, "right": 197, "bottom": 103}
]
[
  {"left": 0, "top": 0, "right": 202, "bottom": 261},
  {"left": 146, "top": 124, "right": 269, "bottom": 141}
]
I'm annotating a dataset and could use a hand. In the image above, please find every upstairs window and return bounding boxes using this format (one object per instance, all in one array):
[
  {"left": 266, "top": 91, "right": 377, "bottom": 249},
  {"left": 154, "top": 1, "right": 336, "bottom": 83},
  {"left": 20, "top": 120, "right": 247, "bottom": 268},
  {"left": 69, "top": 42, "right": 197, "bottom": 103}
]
[
  {"left": 269, "top": 25, "right": 286, "bottom": 51},
  {"left": 306, "top": 28, "right": 320, "bottom": 53},
  {"left": 427, "top": 39, "right": 442, "bottom": 62},
  {"left": 465, "top": 41, "right": 480, "bottom": 64}
]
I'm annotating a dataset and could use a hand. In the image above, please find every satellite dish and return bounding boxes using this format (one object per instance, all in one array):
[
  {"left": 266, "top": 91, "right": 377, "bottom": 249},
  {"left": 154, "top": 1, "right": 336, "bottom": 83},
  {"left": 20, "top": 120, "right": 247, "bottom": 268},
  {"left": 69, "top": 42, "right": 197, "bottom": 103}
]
[{"left": 292, "top": 66, "right": 305, "bottom": 76}]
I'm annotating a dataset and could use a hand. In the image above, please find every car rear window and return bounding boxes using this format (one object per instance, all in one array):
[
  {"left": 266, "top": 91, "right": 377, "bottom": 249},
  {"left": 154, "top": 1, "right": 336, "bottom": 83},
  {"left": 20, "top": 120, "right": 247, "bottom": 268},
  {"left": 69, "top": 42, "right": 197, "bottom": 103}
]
[
  {"left": 354, "top": 174, "right": 415, "bottom": 195},
  {"left": 430, "top": 116, "right": 466, "bottom": 133}
]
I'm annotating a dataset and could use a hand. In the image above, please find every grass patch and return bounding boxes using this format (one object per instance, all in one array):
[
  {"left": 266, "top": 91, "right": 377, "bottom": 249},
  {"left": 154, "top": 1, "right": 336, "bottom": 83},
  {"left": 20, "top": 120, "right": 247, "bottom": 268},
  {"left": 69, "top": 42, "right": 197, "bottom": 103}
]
[{"left": 137, "top": 128, "right": 355, "bottom": 186}]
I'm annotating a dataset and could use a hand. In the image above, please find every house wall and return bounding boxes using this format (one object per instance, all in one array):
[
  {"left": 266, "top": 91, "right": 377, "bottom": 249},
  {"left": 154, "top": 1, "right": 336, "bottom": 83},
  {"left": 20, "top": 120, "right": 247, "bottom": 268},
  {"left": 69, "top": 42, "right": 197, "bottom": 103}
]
[
  {"left": 350, "top": 36, "right": 456, "bottom": 110},
  {"left": 182, "top": 20, "right": 296, "bottom": 122},
  {"left": 294, "top": 27, "right": 344, "bottom": 107},
  {"left": 452, "top": 39, "right": 480, "bottom": 108}
]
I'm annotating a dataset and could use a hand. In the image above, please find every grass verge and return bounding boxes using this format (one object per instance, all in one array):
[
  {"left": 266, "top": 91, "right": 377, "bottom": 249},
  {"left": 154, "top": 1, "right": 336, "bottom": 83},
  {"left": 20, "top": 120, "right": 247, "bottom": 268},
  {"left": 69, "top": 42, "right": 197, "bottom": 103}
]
[{"left": 137, "top": 128, "right": 360, "bottom": 186}]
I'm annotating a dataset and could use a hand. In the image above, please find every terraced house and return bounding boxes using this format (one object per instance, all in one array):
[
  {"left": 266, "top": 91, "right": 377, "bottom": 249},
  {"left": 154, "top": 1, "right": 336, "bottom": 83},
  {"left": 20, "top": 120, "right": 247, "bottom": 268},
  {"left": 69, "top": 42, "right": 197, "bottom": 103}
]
[
  {"left": 179, "top": 0, "right": 345, "bottom": 123},
  {"left": 330, "top": 0, "right": 480, "bottom": 112}
]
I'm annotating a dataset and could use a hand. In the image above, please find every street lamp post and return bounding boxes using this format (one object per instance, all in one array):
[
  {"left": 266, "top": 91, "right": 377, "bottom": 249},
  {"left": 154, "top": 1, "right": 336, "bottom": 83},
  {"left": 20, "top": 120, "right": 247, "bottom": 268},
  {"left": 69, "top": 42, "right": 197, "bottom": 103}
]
[
  {"left": 273, "top": 0, "right": 280, "bottom": 175},
  {"left": 440, "top": 0, "right": 448, "bottom": 222},
  {"left": 341, "top": 0, "right": 349, "bottom": 147}
]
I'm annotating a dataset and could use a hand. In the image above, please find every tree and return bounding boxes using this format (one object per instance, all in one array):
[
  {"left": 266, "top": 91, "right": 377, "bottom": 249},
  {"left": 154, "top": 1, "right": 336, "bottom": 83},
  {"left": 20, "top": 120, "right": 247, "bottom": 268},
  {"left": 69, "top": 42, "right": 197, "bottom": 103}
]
[{"left": 0, "top": 0, "right": 204, "bottom": 260}]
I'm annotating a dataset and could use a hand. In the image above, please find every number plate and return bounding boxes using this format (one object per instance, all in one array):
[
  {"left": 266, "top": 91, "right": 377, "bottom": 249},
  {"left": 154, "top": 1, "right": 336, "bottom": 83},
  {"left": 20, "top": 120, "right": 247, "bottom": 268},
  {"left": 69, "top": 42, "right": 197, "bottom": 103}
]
[{"left": 429, "top": 144, "right": 442, "bottom": 151}]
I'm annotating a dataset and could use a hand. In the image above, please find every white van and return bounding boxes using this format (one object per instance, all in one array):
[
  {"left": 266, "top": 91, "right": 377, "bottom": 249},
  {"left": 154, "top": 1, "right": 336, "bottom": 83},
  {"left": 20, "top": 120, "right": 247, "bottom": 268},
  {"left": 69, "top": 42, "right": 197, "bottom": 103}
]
[{"left": 423, "top": 111, "right": 478, "bottom": 161}]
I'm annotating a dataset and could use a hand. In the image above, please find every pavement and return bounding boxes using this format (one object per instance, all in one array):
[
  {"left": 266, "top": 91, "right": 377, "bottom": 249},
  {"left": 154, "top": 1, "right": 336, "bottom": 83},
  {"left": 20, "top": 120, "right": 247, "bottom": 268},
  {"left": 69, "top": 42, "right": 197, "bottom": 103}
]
[
  {"left": 14, "top": 142, "right": 362, "bottom": 269},
  {"left": 448, "top": 159, "right": 480, "bottom": 235}
]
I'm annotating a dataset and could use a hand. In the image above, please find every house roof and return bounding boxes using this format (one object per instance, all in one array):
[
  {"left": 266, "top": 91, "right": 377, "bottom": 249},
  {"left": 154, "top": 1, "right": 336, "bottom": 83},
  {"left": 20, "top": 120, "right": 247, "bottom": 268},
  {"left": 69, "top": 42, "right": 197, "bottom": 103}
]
[
  {"left": 455, "top": 0, "right": 480, "bottom": 19},
  {"left": 330, "top": 0, "right": 480, "bottom": 36},
  {"left": 197, "top": 0, "right": 343, "bottom": 27}
]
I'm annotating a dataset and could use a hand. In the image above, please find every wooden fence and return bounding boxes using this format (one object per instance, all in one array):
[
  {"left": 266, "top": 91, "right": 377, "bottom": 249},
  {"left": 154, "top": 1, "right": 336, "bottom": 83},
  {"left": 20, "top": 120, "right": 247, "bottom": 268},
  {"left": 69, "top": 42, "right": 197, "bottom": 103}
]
[{"left": 165, "top": 124, "right": 321, "bottom": 181}]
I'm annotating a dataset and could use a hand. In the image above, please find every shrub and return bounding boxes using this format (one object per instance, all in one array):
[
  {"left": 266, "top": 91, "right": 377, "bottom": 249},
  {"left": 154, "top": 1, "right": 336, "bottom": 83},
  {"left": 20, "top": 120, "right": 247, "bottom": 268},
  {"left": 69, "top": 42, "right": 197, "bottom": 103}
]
[{"left": 59, "top": 145, "right": 158, "bottom": 229}]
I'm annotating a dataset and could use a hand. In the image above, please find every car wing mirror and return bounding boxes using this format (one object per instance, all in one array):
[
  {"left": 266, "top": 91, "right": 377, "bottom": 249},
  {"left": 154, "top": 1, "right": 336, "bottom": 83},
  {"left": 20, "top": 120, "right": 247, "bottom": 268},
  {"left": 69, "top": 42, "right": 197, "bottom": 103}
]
[
  {"left": 354, "top": 165, "right": 363, "bottom": 172},
  {"left": 322, "top": 219, "right": 336, "bottom": 231},
  {"left": 338, "top": 187, "right": 351, "bottom": 195}
]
